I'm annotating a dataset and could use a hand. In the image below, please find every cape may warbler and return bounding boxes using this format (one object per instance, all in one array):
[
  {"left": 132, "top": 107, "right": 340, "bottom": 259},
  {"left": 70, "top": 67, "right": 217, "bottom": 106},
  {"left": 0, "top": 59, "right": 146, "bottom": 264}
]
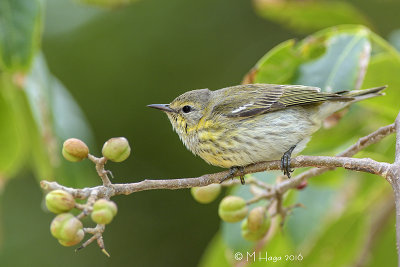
[{"left": 148, "top": 84, "right": 385, "bottom": 183}]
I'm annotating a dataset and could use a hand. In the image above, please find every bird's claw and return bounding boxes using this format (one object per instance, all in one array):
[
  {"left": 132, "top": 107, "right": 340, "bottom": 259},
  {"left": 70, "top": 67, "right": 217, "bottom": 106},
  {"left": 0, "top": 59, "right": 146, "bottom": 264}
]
[
  {"left": 280, "top": 145, "right": 296, "bottom": 178},
  {"left": 221, "top": 166, "right": 245, "bottom": 185}
]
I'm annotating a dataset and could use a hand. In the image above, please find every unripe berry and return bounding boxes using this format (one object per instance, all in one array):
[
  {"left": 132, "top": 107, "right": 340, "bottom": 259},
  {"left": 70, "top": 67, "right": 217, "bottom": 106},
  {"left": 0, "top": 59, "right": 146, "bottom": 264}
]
[
  {"left": 218, "top": 196, "right": 248, "bottom": 223},
  {"left": 50, "top": 213, "right": 84, "bottom": 246},
  {"left": 241, "top": 214, "right": 270, "bottom": 241},
  {"left": 62, "top": 138, "right": 89, "bottom": 162},
  {"left": 191, "top": 184, "right": 221, "bottom": 204},
  {"left": 91, "top": 199, "right": 118, "bottom": 224},
  {"left": 102, "top": 137, "right": 131, "bottom": 162},
  {"left": 247, "top": 206, "right": 266, "bottom": 232},
  {"left": 45, "top": 190, "right": 75, "bottom": 214}
]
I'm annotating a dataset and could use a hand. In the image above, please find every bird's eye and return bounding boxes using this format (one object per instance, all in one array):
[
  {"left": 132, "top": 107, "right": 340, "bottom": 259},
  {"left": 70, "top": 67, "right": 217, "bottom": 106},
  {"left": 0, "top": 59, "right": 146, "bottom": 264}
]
[{"left": 182, "top": 105, "right": 192, "bottom": 113}]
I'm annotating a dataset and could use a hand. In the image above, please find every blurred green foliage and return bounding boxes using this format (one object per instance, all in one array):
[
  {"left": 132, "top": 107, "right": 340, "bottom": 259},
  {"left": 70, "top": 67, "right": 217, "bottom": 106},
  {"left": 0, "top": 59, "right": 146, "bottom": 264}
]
[
  {"left": 0, "top": 0, "right": 400, "bottom": 266},
  {"left": 253, "top": 0, "right": 372, "bottom": 34}
]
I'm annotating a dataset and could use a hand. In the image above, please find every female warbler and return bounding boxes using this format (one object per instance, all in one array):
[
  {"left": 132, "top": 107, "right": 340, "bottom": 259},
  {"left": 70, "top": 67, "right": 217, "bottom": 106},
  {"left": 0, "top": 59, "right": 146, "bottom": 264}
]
[{"left": 148, "top": 84, "right": 385, "bottom": 183}]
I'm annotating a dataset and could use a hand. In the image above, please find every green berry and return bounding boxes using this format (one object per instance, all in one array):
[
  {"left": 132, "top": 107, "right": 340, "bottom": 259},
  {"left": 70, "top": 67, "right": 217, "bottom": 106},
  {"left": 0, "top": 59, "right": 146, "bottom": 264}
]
[
  {"left": 247, "top": 206, "right": 266, "bottom": 232},
  {"left": 218, "top": 196, "right": 248, "bottom": 223},
  {"left": 102, "top": 137, "right": 131, "bottom": 162},
  {"left": 91, "top": 199, "right": 118, "bottom": 224},
  {"left": 191, "top": 184, "right": 221, "bottom": 204},
  {"left": 45, "top": 190, "right": 75, "bottom": 214},
  {"left": 50, "top": 213, "right": 84, "bottom": 246},
  {"left": 241, "top": 212, "right": 270, "bottom": 241},
  {"left": 62, "top": 138, "right": 89, "bottom": 162}
]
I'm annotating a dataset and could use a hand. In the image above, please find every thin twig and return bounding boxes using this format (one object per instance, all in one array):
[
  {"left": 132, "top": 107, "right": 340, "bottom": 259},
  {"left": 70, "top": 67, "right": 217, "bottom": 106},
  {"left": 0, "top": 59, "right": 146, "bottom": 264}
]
[
  {"left": 88, "top": 155, "right": 112, "bottom": 187},
  {"left": 246, "top": 193, "right": 271, "bottom": 205},
  {"left": 291, "top": 123, "right": 395, "bottom": 185},
  {"left": 339, "top": 123, "right": 395, "bottom": 158}
]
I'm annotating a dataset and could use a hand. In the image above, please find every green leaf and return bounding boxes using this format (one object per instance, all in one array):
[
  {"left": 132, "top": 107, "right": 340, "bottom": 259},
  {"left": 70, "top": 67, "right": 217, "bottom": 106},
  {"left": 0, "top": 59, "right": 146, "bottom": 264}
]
[
  {"left": 295, "top": 33, "right": 369, "bottom": 91},
  {"left": 367, "top": 215, "right": 397, "bottom": 267},
  {"left": 388, "top": 29, "right": 400, "bottom": 52},
  {"left": 360, "top": 53, "right": 400, "bottom": 120},
  {"left": 286, "top": 185, "right": 336, "bottom": 246},
  {"left": 253, "top": 0, "right": 373, "bottom": 34},
  {"left": 0, "top": 0, "right": 43, "bottom": 71},
  {"left": 24, "top": 54, "right": 97, "bottom": 187},
  {"left": 0, "top": 76, "right": 29, "bottom": 179},
  {"left": 299, "top": 173, "right": 389, "bottom": 266},
  {"left": 198, "top": 234, "right": 231, "bottom": 267},
  {"left": 300, "top": 210, "right": 368, "bottom": 266},
  {"left": 252, "top": 39, "right": 302, "bottom": 84},
  {"left": 249, "top": 26, "right": 372, "bottom": 92},
  {"left": 249, "top": 231, "right": 294, "bottom": 267}
]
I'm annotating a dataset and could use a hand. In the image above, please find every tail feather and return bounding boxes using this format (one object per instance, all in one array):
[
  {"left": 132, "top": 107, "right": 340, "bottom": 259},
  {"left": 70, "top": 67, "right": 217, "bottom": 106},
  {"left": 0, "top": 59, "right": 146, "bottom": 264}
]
[
  {"left": 338, "top": 85, "right": 387, "bottom": 102},
  {"left": 317, "top": 86, "right": 387, "bottom": 119}
]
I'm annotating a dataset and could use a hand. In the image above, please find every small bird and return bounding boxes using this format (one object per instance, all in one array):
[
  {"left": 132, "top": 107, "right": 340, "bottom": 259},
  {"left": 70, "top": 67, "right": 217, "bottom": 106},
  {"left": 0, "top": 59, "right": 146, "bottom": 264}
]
[{"left": 148, "top": 84, "right": 386, "bottom": 184}]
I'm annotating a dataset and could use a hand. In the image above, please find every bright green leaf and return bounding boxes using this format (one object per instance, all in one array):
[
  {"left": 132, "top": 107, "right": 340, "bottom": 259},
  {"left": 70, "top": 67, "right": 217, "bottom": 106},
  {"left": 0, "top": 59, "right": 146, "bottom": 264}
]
[
  {"left": 252, "top": 39, "right": 301, "bottom": 84},
  {"left": 360, "top": 53, "right": 400, "bottom": 120}
]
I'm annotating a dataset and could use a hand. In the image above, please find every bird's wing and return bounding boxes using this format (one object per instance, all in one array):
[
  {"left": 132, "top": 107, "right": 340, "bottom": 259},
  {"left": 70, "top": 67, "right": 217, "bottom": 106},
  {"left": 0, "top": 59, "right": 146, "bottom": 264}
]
[{"left": 212, "top": 84, "right": 353, "bottom": 118}]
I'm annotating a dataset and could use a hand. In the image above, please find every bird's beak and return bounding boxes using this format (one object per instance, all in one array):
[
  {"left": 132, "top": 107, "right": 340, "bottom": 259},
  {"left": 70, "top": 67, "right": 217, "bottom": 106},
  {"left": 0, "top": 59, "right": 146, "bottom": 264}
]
[{"left": 147, "top": 104, "right": 175, "bottom": 113}]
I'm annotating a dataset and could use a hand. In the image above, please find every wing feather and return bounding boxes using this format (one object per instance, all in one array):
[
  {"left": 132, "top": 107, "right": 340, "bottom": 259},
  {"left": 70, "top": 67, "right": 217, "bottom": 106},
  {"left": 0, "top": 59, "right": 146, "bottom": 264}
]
[{"left": 211, "top": 84, "right": 353, "bottom": 118}]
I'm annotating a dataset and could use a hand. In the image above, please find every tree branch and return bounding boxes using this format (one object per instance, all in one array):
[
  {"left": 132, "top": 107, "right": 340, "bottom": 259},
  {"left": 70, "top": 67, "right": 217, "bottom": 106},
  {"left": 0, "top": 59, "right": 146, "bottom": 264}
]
[
  {"left": 41, "top": 156, "right": 392, "bottom": 199},
  {"left": 391, "top": 112, "right": 400, "bottom": 266},
  {"left": 396, "top": 114, "right": 400, "bottom": 164}
]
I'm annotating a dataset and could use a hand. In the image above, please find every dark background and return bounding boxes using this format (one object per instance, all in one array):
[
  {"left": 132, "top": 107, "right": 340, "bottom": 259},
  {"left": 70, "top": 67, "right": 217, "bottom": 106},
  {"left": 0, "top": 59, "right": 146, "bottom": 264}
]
[{"left": 1, "top": 0, "right": 400, "bottom": 266}]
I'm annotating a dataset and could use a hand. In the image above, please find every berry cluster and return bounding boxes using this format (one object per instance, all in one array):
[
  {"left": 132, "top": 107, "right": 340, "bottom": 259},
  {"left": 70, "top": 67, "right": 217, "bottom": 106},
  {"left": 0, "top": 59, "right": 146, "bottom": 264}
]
[{"left": 44, "top": 137, "right": 131, "bottom": 256}]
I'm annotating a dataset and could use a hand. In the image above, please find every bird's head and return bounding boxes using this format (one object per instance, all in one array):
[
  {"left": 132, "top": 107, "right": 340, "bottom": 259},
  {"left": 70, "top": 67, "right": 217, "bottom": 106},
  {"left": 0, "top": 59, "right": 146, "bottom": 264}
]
[{"left": 147, "top": 89, "right": 212, "bottom": 141}]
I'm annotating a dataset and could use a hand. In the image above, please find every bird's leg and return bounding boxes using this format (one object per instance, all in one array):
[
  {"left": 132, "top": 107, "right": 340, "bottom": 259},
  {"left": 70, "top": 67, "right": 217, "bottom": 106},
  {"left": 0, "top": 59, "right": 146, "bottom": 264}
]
[
  {"left": 221, "top": 166, "right": 246, "bottom": 185},
  {"left": 280, "top": 145, "right": 296, "bottom": 178},
  {"left": 238, "top": 167, "right": 245, "bottom": 185}
]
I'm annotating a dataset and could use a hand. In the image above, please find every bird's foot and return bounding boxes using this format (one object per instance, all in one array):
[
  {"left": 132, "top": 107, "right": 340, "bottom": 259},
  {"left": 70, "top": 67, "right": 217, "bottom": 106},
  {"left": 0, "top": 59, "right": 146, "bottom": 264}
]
[
  {"left": 280, "top": 145, "right": 296, "bottom": 178},
  {"left": 221, "top": 166, "right": 246, "bottom": 185}
]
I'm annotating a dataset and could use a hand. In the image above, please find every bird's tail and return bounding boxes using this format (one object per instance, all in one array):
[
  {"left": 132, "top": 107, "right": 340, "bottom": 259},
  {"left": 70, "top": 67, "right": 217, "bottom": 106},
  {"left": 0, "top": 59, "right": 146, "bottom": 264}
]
[
  {"left": 338, "top": 85, "right": 387, "bottom": 102},
  {"left": 317, "top": 86, "right": 387, "bottom": 120}
]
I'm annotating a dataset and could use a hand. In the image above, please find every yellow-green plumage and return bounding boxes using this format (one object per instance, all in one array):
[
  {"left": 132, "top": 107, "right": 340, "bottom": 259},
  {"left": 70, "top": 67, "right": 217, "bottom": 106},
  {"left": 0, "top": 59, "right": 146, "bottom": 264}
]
[{"left": 149, "top": 84, "right": 385, "bottom": 168}]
